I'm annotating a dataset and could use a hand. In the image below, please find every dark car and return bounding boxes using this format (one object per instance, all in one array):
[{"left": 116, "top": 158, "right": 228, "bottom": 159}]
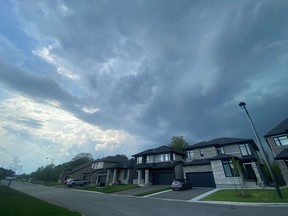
[{"left": 171, "top": 179, "right": 192, "bottom": 191}]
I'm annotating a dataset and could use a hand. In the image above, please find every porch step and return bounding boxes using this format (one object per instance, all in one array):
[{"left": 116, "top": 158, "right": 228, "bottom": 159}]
[{"left": 244, "top": 181, "right": 259, "bottom": 188}]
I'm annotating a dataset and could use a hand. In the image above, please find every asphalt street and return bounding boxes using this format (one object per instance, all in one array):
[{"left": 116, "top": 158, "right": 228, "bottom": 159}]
[{"left": 4, "top": 182, "right": 288, "bottom": 216}]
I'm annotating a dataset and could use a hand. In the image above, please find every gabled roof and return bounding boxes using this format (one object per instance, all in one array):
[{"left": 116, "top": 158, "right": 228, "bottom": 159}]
[
  {"left": 70, "top": 162, "right": 92, "bottom": 174},
  {"left": 186, "top": 137, "right": 258, "bottom": 150},
  {"left": 132, "top": 145, "right": 185, "bottom": 157},
  {"left": 135, "top": 161, "right": 183, "bottom": 169},
  {"left": 275, "top": 149, "right": 288, "bottom": 160},
  {"left": 106, "top": 159, "right": 135, "bottom": 169},
  {"left": 209, "top": 154, "right": 257, "bottom": 162},
  {"left": 264, "top": 117, "right": 288, "bottom": 138},
  {"left": 93, "top": 155, "right": 128, "bottom": 163},
  {"left": 182, "top": 159, "right": 210, "bottom": 166}
]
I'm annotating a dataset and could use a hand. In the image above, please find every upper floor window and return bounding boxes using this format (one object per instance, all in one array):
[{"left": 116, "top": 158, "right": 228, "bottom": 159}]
[
  {"left": 187, "top": 150, "right": 194, "bottom": 158},
  {"left": 136, "top": 156, "right": 142, "bottom": 164},
  {"left": 200, "top": 149, "right": 204, "bottom": 157},
  {"left": 274, "top": 136, "right": 288, "bottom": 147},
  {"left": 217, "top": 147, "right": 225, "bottom": 155},
  {"left": 239, "top": 144, "right": 251, "bottom": 156},
  {"left": 146, "top": 156, "right": 150, "bottom": 163},
  {"left": 158, "top": 153, "right": 170, "bottom": 162},
  {"left": 93, "top": 162, "right": 103, "bottom": 169}
]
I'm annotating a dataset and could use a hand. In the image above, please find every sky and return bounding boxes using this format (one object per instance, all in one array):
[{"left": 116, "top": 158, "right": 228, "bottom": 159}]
[{"left": 0, "top": 0, "right": 288, "bottom": 174}]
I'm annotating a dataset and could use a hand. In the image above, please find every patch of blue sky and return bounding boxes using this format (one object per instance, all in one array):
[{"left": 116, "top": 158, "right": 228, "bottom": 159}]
[{"left": 0, "top": 1, "right": 34, "bottom": 57}]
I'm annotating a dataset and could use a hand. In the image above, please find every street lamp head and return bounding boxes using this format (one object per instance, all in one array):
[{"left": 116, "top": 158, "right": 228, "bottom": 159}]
[{"left": 239, "top": 101, "right": 246, "bottom": 109}]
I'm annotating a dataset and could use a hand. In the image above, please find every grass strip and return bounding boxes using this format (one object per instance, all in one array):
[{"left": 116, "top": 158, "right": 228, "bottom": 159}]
[
  {"left": 201, "top": 187, "right": 288, "bottom": 203},
  {"left": 0, "top": 185, "right": 81, "bottom": 216},
  {"left": 80, "top": 184, "right": 140, "bottom": 193}
]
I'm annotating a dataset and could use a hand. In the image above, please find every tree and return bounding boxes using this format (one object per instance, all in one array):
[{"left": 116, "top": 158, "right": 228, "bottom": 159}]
[
  {"left": 169, "top": 135, "right": 189, "bottom": 152},
  {"left": 70, "top": 153, "right": 94, "bottom": 168}
]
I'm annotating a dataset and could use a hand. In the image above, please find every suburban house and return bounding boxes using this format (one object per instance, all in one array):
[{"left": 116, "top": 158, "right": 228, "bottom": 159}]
[
  {"left": 264, "top": 117, "right": 288, "bottom": 185},
  {"left": 132, "top": 145, "right": 185, "bottom": 185},
  {"left": 59, "top": 162, "right": 93, "bottom": 183},
  {"left": 89, "top": 155, "right": 134, "bottom": 186},
  {"left": 104, "top": 159, "right": 135, "bottom": 185},
  {"left": 183, "top": 137, "right": 264, "bottom": 188}
]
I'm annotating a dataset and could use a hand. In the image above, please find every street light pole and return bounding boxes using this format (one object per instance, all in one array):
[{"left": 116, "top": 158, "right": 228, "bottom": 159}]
[
  {"left": 46, "top": 157, "right": 54, "bottom": 165},
  {"left": 239, "top": 102, "right": 282, "bottom": 199}
]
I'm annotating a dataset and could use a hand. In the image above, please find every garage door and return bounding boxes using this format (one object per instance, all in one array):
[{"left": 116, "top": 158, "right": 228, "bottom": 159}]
[
  {"left": 186, "top": 172, "right": 216, "bottom": 187},
  {"left": 153, "top": 172, "right": 174, "bottom": 185}
]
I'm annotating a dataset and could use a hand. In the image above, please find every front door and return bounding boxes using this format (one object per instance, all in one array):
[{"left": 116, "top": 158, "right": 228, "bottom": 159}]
[{"left": 243, "top": 164, "right": 256, "bottom": 180}]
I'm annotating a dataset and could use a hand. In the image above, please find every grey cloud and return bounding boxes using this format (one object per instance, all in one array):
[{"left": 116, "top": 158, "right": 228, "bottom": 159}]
[
  {"left": 0, "top": 60, "right": 79, "bottom": 110},
  {"left": 9, "top": 0, "right": 288, "bottom": 147},
  {"left": 15, "top": 117, "right": 44, "bottom": 129}
]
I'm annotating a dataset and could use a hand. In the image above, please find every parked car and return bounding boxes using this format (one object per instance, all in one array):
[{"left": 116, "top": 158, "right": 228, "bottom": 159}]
[
  {"left": 171, "top": 179, "right": 192, "bottom": 191},
  {"left": 63, "top": 178, "right": 72, "bottom": 185},
  {"left": 67, "top": 179, "right": 88, "bottom": 187}
]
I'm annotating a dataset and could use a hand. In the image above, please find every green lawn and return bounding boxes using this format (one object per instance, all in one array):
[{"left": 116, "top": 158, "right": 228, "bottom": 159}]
[
  {"left": 0, "top": 185, "right": 81, "bottom": 216},
  {"left": 135, "top": 187, "right": 171, "bottom": 197},
  {"left": 80, "top": 184, "right": 139, "bottom": 193},
  {"left": 201, "top": 188, "right": 288, "bottom": 203}
]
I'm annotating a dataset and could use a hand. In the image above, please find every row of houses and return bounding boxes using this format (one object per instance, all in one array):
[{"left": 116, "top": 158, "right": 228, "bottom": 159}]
[{"left": 60, "top": 117, "right": 288, "bottom": 188}]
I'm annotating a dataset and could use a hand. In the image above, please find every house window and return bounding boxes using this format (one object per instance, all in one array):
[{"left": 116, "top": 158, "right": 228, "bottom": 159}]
[
  {"left": 137, "top": 156, "right": 142, "bottom": 164},
  {"left": 200, "top": 149, "right": 204, "bottom": 157},
  {"left": 239, "top": 144, "right": 252, "bottom": 156},
  {"left": 217, "top": 147, "right": 225, "bottom": 155},
  {"left": 158, "top": 154, "right": 170, "bottom": 162},
  {"left": 187, "top": 150, "right": 194, "bottom": 158},
  {"left": 274, "top": 136, "right": 288, "bottom": 146},
  {"left": 172, "top": 153, "right": 175, "bottom": 161},
  {"left": 222, "top": 160, "right": 238, "bottom": 177},
  {"left": 146, "top": 156, "right": 150, "bottom": 163},
  {"left": 94, "top": 162, "right": 103, "bottom": 169}
]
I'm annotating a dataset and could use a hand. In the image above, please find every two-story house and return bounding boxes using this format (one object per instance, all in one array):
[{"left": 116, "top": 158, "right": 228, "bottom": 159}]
[
  {"left": 264, "top": 117, "right": 288, "bottom": 185},
  {"left": 89, "top": 155, "right": 130, "bottom": 186},
  {"left": 132, "top": 145, "right": 185, "bottom": 185},
  {"left": 183, "top": 137, "right": 264, "bottom": 188}
]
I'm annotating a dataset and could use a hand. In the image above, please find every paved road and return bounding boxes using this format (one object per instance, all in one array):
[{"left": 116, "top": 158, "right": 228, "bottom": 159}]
[{"left": 6, "top": 182, "right": 288, "bottom": 216}]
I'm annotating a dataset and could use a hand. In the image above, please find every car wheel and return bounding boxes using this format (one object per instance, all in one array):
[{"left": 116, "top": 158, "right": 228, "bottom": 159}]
[{"left": 83, "top": 182, "right": 87, "bottom": 186}]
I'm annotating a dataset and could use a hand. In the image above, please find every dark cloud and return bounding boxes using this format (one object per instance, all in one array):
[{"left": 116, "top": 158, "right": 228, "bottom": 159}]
[
  {"left": 0, "top": 60, "right": 81, "bottom": 112},
  {"left": 3, "top": 0, "right": 288, "bottom": 149}
]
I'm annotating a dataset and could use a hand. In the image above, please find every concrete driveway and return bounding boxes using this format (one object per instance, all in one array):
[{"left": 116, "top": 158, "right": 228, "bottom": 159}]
[
  {"left": 114, "top": 184, "right": 214, "bottom": 201},
  {"left": 147, "top": 187, "right": 215, "bottom": 201}
]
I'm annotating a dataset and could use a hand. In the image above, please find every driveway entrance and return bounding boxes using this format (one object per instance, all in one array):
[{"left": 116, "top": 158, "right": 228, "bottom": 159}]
[{"left": 149, "top": 187, "right": 214, "bottom": 201}]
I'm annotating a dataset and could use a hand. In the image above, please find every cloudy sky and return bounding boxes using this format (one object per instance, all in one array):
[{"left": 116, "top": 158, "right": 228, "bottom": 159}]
[{"left": 0, "top": 0, "right": 288, "bottom": 174}]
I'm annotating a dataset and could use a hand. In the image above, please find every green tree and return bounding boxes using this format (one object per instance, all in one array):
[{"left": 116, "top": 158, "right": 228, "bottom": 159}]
[
  {"left": 70, "top": 153, "right": 94, "bottom": 168},
  {"left": 169, "top": 135, "right": 189, "bottom": 152}
]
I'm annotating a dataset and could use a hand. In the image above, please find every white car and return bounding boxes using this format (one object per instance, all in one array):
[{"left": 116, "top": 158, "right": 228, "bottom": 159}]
[{"left": 67, "top": 179, "right": 88, "bottom": 187}]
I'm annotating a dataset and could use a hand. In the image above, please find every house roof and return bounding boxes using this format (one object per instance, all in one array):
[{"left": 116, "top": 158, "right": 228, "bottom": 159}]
[
  {"left": 264, "top": 117, "right": 288, "bottom": 138},
  {"left": 135, "top": 161, "right": 182, "bottom": 169},
  {"left": 208, "top": 154, "right": 258, "bottom": 162},
  {"left": 132, "top": 145, "right": 185, "bottom": 157},
  {"left": 182, "top": 159, "right": 210, "bottom": 166},
  {"left": 275, "top": 149, "right": 288, "bottom": 160},
  {"left": 208, "top": 154, "right": 235, "bottom": 161},
  {"left": 93, "top": 155, "right": 128, "bottom": 163},
  {"left": 106, "top": 159, "right": 136, "bottom": 169},
  {"left": 186, "top": 137, "right": 259, "bottom": 150},
  {"left": 69, "top": 162, "right": 92, "bottom": 174}
]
